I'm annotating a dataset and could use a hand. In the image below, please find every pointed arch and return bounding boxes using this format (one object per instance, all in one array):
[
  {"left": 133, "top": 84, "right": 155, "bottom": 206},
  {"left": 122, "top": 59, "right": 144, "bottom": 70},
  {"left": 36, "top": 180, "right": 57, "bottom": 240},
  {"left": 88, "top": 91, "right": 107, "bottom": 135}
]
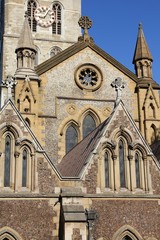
[
  {"left": 148, "top": 103, "right": 155, "bottom": 118},
  {"left": 82, "top": 114, "right": 96, "bottom": 138},
  {"left": 81, "top": 109, "right": 99, "bottom": 139},
  {"left": 150, "top": 124, "right": 156, "bottom": 143},
  {"left": 0, "top": 226, "right": 23, "bottom": 240},
  {"left": 52, "top": 2, "right": 62, "bottom": 35},
  {"left": 65, "top": 124, "right": 78, "bottom": 153},
  {"left": 4, "top": 135, "right": 11, "bottom": 187},
  {"left": 112, "top": 225, "right": 143, "bottom": 240},
  {"left": 119, "top": 138, "right": 126, "bottom": 188},
  {"left": 27, "top": 0, "right": 37, "bottom": 32},
  {"left": 135, "top": 152, "right": 141, "bottom": 188},
  {"left": 22, "top": 148, "right": 28, "bottom": 187}
]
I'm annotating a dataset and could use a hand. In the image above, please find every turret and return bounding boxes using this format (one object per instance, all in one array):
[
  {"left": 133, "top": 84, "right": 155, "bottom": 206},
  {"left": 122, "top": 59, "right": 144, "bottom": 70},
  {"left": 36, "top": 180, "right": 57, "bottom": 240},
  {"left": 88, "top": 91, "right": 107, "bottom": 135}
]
[
  {"left": 15, "top": 12, "right": 38, "bottom": 79},
  {"left": 133, "top": 23, "right": 153, "bottom": 80}
]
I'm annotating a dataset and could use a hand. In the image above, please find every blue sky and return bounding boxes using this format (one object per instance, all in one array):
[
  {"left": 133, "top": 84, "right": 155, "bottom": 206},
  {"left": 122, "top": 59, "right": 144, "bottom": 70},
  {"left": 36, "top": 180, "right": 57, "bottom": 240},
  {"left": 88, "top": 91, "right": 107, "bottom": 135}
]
[{"left": 82, "top": 0, "right": 160, "bottom": 83}]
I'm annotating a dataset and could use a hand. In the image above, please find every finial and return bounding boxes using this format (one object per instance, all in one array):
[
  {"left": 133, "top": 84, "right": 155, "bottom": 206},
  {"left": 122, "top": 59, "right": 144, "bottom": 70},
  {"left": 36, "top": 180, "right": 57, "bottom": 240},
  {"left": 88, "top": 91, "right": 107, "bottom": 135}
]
[
  {"left": 78, "top": 16, "right": 93, "bottom": 43},
  {"left": 139, "top": 22, "right": 142, "bottom": 29}
]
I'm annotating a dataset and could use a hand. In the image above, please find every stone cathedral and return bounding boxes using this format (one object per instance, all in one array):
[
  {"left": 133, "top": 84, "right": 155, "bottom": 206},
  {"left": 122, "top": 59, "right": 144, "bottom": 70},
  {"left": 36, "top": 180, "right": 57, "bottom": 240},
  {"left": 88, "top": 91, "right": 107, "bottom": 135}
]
[{"left": 0, "top": 0, "right": 159, "bottom": 239}]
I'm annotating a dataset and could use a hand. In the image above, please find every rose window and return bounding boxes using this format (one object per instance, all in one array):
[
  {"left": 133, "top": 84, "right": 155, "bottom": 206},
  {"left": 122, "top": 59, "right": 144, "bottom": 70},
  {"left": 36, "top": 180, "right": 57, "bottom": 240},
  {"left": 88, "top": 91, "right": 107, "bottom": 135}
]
[{"left": 75, "top": 65, "right": 102, "bottom": 91}]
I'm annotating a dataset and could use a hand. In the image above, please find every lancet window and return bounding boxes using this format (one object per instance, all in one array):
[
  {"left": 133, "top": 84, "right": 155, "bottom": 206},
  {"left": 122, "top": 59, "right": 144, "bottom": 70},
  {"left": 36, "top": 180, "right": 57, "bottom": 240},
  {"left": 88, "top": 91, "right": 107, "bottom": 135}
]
[
  {"left": 82, "top": 114, "right": 96, "bottom": 138},
  {"left": 119, "top": 139, "right": 126, "bottom": 188},
  {"left": 4, "top": 135, "right": 11, "bottom": 187},
  {"left": 22, "top": 149, "right": 28, "bottom": 187},
  {"left": 102, "top": 135, "right": 150, "bottom": 193},
  {"left": 52, "top": 3, "right": 62, "bottom": 35},
  {"left": 66, "top": 125, "right": 78, "bottom": 153},
  {"left": 27, "top": 0, "right": 37, "bottom": 32}
]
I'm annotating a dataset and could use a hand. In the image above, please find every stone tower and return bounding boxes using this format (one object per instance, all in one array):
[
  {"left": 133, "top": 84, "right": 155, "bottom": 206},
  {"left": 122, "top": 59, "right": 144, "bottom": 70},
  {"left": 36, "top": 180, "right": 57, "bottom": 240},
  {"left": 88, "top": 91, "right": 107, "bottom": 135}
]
[{"left": 0, "top": 0, "right": 81, "bottom": 80}]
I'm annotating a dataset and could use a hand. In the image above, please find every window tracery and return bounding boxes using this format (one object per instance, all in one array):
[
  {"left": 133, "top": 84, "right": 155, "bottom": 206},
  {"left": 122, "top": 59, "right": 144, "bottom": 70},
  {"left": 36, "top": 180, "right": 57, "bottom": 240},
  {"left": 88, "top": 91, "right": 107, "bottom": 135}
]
[
  {"left": 52, "top": 3, "right": 62, "bottom": 35},
  {"left": 50, "top": 46, "right": 62, "bottom": 57}
]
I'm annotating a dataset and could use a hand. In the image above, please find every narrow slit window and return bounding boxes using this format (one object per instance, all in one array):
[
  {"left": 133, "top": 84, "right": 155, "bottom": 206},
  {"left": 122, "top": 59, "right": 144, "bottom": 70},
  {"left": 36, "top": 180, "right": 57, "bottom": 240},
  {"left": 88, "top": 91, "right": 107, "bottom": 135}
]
[
  {"left": 135, "top": 153, "right": 140, "bottom": 188},
  {"left": 119, "top": 139, "right": 126, "bottom": 188},
  {"left": 22, "top": 149, "right": 27, "bottom": 187},
  {"left": 105, "top": 152, "right": 110, "bottom": 188},
  {"left": 4, "top": 135, "right": 11, "bottom": 187}
]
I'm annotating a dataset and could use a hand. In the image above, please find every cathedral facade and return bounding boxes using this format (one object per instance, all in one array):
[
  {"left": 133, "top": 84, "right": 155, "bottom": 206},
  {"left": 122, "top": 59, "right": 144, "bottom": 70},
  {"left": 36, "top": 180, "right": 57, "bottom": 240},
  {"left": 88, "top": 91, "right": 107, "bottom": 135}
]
[{"left": 0, "top": 0, "right": 159, "bottom": 240}]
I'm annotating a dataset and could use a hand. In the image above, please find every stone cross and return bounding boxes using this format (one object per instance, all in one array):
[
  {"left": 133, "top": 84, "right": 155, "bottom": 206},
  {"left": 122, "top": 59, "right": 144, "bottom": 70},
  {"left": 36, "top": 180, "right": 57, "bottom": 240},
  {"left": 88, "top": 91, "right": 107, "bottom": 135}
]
[
  {"left": 78, "top": 16, "right": 92, "bottom": 41},
  {"left": 2, "top": 75, "right": 17, "bottom": 100},
  {"left": 111, "top": 77, "right": 125, "bottom": 105}
]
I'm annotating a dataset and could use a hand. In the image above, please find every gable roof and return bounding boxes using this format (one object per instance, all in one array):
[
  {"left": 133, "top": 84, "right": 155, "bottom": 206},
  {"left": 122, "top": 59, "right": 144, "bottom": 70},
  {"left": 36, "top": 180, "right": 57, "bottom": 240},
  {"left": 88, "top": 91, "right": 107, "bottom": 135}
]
[
  {"left": 57, "top": 101, "right": 155, "bottom": 179},
  {"left": 0, "top": 99, "right": 61, "bottom": 178},
  {"left": 35, "top": 41, "right": 138, "bottom": 82}
]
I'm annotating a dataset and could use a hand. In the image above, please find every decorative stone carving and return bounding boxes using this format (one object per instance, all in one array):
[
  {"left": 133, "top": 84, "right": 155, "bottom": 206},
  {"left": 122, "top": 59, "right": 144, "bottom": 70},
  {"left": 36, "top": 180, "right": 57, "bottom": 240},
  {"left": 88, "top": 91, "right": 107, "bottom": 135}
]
[
  {"left": 14, "top": 151, "right": 20, "bottom": 158},
  {"left": 78, "top": 16, "right": 93, "bottom": 43},
  {"left": 75, "top": 65, "right": 102, "bottom": 91},
  {"left": 102, "top": 107, "right": 111, "bottom": 117},
  {"left": 66, "top": 104, "right": 77, "bottom": 115},
  {"left": 111, "top": 77, "right": 125, "bottom": 105}
]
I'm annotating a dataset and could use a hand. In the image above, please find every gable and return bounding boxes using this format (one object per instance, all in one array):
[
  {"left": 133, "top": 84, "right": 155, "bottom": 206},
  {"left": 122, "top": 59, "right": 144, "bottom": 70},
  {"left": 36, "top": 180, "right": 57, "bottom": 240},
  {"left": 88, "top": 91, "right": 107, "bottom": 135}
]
[{"left": 57, "top": 101, "right": 159, "bottom": 179}]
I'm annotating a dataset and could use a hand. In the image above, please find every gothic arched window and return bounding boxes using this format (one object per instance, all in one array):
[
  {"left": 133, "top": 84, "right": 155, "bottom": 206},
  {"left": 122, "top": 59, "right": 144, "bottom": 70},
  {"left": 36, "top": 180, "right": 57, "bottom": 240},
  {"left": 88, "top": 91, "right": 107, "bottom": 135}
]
[
  {"left": 122, "top": 236, "right": 132, "bottom": 240},
  {"left": 22, "top": 149, "right": 28, "bottom": 187},
  {"left": 135, "top": 153, "right": 140, "bottom": 189},
  {"left": 4, "top": 135, "right": 11, "bottom": 187},
  {"left": 82, "top": 114, "right": 96, "bottom": 138},
  {"left": 104, "top": 152, "right": 110, "bottom": 188},
  {"left": 50, "top": 46, "right": 62, "bottom": 57},
  {"left": 27, "top": 0, "right": 37, "bottom": 32},
  {"left": 66, "top": 125, "right": 78, "bottom": 153},
  {"left": 52, "top": 3, "right": 62, "bottom": 35},
  {"left": 119, "top": 139, "right": 126, "bottom": 188}
]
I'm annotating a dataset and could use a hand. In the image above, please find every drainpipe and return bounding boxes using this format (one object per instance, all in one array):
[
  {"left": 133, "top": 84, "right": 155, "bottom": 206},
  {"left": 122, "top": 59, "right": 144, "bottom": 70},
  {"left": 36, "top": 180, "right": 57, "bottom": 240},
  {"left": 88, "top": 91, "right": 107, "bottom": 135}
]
[{"left": 85, "top": 209, "right": 97, "bottom": 240}]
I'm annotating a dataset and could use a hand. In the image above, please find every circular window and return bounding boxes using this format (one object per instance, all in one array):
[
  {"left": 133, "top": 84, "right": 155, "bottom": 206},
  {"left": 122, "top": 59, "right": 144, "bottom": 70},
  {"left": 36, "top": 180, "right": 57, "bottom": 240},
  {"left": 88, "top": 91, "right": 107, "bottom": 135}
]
[{"left": 75, "top": 65, "right": 102, "bottom": 91}]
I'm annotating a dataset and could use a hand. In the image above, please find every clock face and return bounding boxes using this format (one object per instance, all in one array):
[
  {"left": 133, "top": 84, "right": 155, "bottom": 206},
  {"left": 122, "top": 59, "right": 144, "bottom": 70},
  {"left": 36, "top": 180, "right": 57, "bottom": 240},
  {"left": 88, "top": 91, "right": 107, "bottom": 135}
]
[{"left": 34, "top": 6, "right": 55, "bottom": 27}]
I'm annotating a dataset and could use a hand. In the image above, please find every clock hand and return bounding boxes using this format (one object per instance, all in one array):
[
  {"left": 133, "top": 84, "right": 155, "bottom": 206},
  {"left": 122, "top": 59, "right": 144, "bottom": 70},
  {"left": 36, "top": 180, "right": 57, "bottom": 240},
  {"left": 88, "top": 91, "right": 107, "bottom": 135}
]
[{"left": 41, "top": 8, "right": 50, "bottom": 18}]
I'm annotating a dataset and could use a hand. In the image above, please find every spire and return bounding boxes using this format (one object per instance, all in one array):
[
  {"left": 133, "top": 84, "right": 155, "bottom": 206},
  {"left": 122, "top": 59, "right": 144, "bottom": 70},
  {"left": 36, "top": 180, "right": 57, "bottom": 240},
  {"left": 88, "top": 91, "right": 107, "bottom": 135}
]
[
  {"left": 133, "top": 23, "right": 152, "bottom": 63},
  {"left": 133, "top": 24, "right": 153, "bottom": 79},
  {"left": 16, "top": 12, "right": 36, "bottom": 52},
  {"left": 15, "top": 12, "right": 38, "bottom": 79}
]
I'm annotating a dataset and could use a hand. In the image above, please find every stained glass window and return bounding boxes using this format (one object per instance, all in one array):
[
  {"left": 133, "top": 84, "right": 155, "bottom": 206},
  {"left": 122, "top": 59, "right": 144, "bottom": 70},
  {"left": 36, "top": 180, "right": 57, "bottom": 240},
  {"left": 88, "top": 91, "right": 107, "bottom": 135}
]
[
  {"left": 82, "top": 114, "right": 96, "bottom": 138},
  {"left": 4, "top": 135, "right": 11, "bottom": 187},
  {"left": 66, "top": 126, "right": 78, "bottom": 153}
]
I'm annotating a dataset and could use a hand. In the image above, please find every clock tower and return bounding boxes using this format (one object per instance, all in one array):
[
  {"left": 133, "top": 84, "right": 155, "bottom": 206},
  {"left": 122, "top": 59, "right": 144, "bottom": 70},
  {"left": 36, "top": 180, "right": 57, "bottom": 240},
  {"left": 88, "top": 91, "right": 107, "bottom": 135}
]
[{"left": 0, "top": 0, "right": 81, "bottom": 80}]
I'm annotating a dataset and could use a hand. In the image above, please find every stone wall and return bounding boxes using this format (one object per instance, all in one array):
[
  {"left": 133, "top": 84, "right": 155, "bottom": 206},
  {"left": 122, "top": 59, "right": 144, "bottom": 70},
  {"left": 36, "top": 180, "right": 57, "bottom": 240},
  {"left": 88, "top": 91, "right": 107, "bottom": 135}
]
[
  {"left": 91, "top": 199, "right": 160, "bottom": 240},
  {"left": 0, "top": 200, "right": 55, "bottom": 240}
]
